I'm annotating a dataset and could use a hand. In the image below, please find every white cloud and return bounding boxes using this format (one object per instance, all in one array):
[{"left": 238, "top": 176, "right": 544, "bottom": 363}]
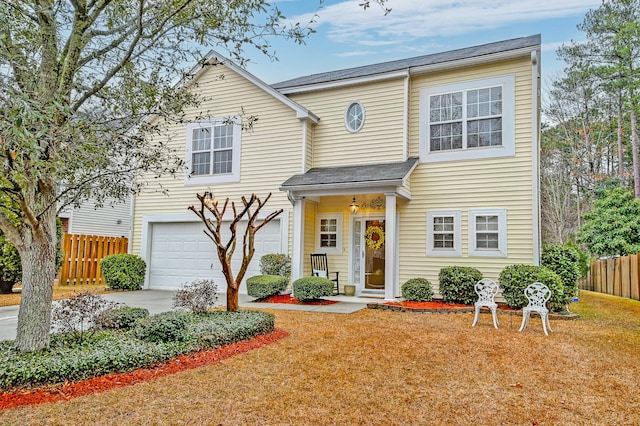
[{"left": 290, "top": 0, "right": 601, "bottom": 45}]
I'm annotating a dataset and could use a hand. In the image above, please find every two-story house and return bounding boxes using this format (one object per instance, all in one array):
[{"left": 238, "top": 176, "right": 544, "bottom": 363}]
[{"left": 131, "top": 34, "right": 541, "bottom": 300}]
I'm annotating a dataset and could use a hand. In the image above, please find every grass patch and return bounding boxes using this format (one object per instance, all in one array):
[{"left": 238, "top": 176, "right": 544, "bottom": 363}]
[
  {"left": 0, "top": 283, "right": 113, "bottom": 308},
  {"left": 0, "top": 291, "right": 639, "bottom": 424},
  {"left": 0, "top": 310, "right": 274, "bottom": 391}
]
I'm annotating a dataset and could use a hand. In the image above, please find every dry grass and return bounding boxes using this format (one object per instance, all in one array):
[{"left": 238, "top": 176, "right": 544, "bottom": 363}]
[
  {"left": 1, "top": 290, "right": 639, "bottom": 425},
  {"left": 0, "top": 283, "right": 113, "bottom": 307}
]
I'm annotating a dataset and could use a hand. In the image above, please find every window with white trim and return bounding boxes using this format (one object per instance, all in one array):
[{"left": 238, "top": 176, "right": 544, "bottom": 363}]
[
  {"left": 426, "top": 210, "right": 461, "bottom": 257},
  {"left": 185, "top": 119, "right": 241, "bottom": 185},
  {"left": 420, "top": 75, "right": 515, "bottom": 163},
  {"left": 468, "top": 209, "right": 507, "bottom": 257},
  {"left": 317, "top": 214, "right": 342, "bottom": 255}
]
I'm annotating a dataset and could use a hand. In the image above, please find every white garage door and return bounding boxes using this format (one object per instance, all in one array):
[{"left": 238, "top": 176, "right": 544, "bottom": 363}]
[{"left": 148, "top": 220, "right": 283, "bottom": 292}]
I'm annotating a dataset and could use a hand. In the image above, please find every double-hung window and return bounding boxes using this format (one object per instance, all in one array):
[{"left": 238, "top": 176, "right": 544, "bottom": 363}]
[
  {"left": 317, "top": 214, "right": 342, "bottom": 255},
  {"left": 468, "top": 209, "right": 507, "bottom": 257},
  {"left": 186, "top": 119, "right": 241, "bottom": 184},
  {"left": 420, "top": 75, "right": 515, "bottom": 162},
  {"left": 426, "top": 210, "right": 461, "bottom": 257}
]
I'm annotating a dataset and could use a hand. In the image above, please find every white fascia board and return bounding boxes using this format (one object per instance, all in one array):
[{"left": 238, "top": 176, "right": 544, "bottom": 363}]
[
  {"left": 409, "top": 47, "right": 535, "bottom": 76},
  {"left": 281, "top": 181, "right": 411, "bottom": 200},
  {"left": 186, "top": 50, "right": 319, "bottom": 124},
  {"left": 276, "top": 70, "right": 410, "bottom": 95}
]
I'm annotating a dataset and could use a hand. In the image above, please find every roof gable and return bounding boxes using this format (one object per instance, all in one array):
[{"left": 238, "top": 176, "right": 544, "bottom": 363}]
[{"left": 186, "top": 50, "right": 319, "bottom": 123}]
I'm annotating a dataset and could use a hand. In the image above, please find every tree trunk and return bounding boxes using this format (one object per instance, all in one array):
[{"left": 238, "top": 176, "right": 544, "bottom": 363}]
[
  {"left": 631, "top": 105, "right": 640, "bottom": 198},
  {"left": 618, "top": 92, "right": 625, "bottom": 183},
  {"left": 14, "top": 217, "right": 58, "bottom": 352},
  {"left": 227, "top": 284, "right": 239, "bottom": 311}
]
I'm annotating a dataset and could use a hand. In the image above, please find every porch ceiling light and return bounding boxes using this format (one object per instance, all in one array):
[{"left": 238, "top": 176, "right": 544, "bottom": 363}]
[{"left": 350, "top": 196, "right": 359, "bottom": 214}]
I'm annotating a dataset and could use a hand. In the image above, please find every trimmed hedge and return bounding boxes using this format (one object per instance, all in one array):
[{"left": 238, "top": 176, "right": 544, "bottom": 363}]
[
  {"left": 401, "top": 278, "right": 434, "bottom": 302},
  {"left": 134, "top": 311, "right": 191, "bottom": 343},
  {"left": 292, "top": 276, "right": 333, "bottom": 301},
  {"left": 247, "top": 275, "right": 288, "bottom": 299},
  {"left": 438, "top": 266, "right": 483, "bottom": 305},
  {"left": 95, "top": 306, "right": 150, "bottom": 330},
  {"left": 498, "top": 264, "right": 565, "bottom": 311},
  {"left": 0, "top": 310, "right": 275, "bottom": 391},
  {"left": 100, "top": 254, "right": 146, "bottom": 290}
]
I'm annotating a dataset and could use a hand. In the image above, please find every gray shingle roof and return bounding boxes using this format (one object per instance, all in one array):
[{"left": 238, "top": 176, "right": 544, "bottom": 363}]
[
  {"left": 281, "top": 157, "right": 419, "bottom": 190},
  {"left": 272, "top": 35, "right": 540, "bottom": 90}
]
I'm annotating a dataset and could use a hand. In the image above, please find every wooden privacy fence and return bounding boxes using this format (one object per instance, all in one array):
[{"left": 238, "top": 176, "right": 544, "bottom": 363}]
[
  {"left": 579, "top": 253, "right": 640, "bottom": 301},
  {"left": 59, "top": 234, "right": 128, "bottom": 285}
]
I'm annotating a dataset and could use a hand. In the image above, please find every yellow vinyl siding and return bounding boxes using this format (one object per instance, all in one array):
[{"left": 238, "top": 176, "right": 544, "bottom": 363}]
[
  {"left": 401, "top": 57, "right": 535, "bottom": 292},
  {"left": 131, "top": 64, "right": 303, "bottom": 253},
  {"left": 289, "top": 79, "right": 406, "bottom": 168}
]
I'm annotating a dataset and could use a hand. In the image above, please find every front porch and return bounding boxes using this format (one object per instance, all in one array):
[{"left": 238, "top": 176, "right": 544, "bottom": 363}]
[{"left": 280, "top": 157, "right": 419, "bottom": 301}]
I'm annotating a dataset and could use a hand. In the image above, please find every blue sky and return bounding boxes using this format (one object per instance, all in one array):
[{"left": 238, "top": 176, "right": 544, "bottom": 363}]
[{"left": 242, "top": 0, "right": 602, "bottom": 92}]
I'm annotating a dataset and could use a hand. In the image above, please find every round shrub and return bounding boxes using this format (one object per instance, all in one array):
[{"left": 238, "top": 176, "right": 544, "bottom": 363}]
[
  {"left": 100, "top": 254, "right": 146, "bottom": 290},
  {"left": 134, "top": 310, "right": 190, "bottom": 343},
  {"left": 498, "top": 264, "right": 565, "bottom": 311},
  {"left": 542, "top": 244, "right": 580, "bottom": 306},
  {"left": 247, "top": 275, "right": 288, "bottom": 299},
  {"left": 292, "top": 276, "right": 333, "bottom": 301},
  {"left": 438, "top": 266, "right": 483, "bottom": 304},
  {"left": 401, "top": 278, "right": 434, "bottom": 302},
  {"left": 94, "top": 306, "right": 150, "bottom": 330},
  {"left": 259, "top": 253, "right": 291, "bottom": 278}
]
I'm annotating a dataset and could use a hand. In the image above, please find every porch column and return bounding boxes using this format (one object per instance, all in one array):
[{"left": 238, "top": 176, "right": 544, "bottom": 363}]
[
  {"left": 291, "top": 196, "right": 305, "bottom": 283},
  {"left": 384, "top": 193, "right": 397, "bottom": 301}
]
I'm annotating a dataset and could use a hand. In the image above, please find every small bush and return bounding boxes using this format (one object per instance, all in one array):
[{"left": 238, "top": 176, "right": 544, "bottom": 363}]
[
  {"left": 438, "top": 266, "right": 483, "bottom": 305},
  {"left": 100, "top": 254, "right": 146, "bottom": 290},
  {"left": 498, "top": 264, "right": 564, "bottom": 311},
  {"left": 173, "top": 279, "right": 219, "bottom": 313},
  {"left": 401, "top": 278, "right": 434, "bottom": 302},
  {"left": 134, "top": 311, "right": 190, "bottom": 343},
  {"left": 51, "top": 291, "right": 119, "bottom": 342},
  {"left": 259, "top": 253, "right": 291, "bottom": 278},
  {"left": 542, "top": 244, "right": 580, "bottom": 307},
  {"left": 292, "top": 276, "right": 333, "bottom": 301},
  {"left": 247, "top": 275, "right": 288, "bottom": 299},
  {"left": 94, "top": 306, "right": 149, "bottom": 330}
]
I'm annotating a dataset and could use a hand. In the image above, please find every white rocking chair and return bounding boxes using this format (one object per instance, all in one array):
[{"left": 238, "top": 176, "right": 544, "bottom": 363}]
[
  {"left": 518, "top": 282, "right": 553, "bottom": 336},
  {"left": 472, "top": 278, "right": 499, "bottom": 329}
]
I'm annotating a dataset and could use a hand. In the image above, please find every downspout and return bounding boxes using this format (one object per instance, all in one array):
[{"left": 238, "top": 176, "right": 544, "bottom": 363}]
[
  {"left": 301, "top": 119, "right": 308, "bottom": 173},
  {"left": 403, "top": 70, "right": 410, "bottom": 160},
  {"left": 531, "top": 49, "right": 541, "bottom": 265}
]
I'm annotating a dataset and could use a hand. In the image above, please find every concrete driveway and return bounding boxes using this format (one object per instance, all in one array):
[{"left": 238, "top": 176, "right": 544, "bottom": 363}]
[{"left": 0, "top": 290, "right": 369, "bottom": 342}]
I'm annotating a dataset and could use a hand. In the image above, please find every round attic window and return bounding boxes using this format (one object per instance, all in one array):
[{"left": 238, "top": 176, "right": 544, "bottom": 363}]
[{"left": 344, "top": 101, "right": 365, "bottom": 133}]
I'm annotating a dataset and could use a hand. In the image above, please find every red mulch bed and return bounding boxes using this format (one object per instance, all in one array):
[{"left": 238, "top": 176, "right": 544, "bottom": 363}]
[
  {"left": 254, "top": 294, "right": 338, "bottom": 305},
  {"left": 0, "top": 329, "right": 288, "bottom": 410}
]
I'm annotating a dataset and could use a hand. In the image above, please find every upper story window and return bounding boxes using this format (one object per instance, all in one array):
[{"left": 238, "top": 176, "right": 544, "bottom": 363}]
[
  {"left": 185, "top": 119, "right": 241, "bottom": 185},
  {"left": 426, "top": 210, "right": 461, "bottom": 257},
  {"left": 317, "top": 213, "right": 342, "bottom": 255},
  {"left": 344, "top": 101, "right": 365, "bottom": 132},
  {"left": 420, "top": 75, "right": 515, "bottom": 163}
]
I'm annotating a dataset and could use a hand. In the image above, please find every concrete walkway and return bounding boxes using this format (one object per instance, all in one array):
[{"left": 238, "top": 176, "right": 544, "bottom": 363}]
[{"left": 0, "top": 290, "right": 372, "bottom": 342}]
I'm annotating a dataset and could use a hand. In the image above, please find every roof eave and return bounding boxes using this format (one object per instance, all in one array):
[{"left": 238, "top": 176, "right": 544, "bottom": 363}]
[{"left": 409, "top": 45, "right": 538, "bottom": 76}]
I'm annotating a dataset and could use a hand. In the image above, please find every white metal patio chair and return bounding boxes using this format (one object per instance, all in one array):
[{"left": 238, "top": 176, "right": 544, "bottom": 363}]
[
  {"left": 518, "top": 282, "right": 553, "bottom": 336},
  {"left": 472, "top": 278, "right": 499, "bottom": 329}
]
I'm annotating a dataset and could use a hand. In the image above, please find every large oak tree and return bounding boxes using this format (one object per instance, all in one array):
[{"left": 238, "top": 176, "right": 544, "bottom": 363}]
[{"left": 0, "top": 0, "right": 389, "bottom": 352}]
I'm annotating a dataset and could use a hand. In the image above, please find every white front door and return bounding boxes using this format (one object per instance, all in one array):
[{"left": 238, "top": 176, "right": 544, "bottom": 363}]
[{"left": 351, "top": 216, "right": 385, "bottom": 294}]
